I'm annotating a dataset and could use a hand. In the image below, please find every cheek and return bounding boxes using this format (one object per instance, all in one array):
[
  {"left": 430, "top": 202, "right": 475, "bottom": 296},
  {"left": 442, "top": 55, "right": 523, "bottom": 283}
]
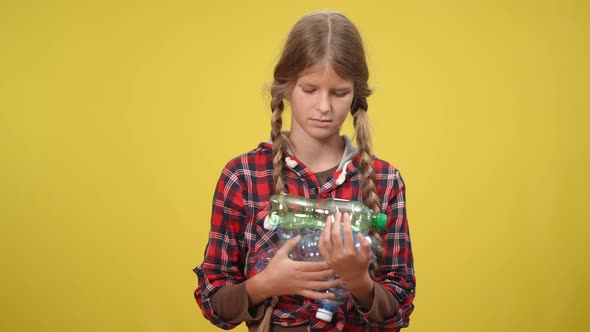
[
  {"left": 337, "top": 95, "right": 354, "bottom": 112},
  {"left": 289, "top": 91, "right": 306, "bottom": 110},
  {"left": 335, "top": 101, "right": 352, "bottom": 121}
]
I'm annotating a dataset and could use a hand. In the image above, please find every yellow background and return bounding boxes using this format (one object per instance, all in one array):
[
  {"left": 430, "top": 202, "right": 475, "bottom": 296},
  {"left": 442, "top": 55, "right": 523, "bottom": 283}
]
[{"left": 1, "top": 0, "right": 588, "bottom": 331}]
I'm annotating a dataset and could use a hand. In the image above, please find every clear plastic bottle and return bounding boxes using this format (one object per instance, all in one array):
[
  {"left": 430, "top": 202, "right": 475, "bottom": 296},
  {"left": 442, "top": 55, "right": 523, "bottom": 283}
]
[
  {"left": 316, "top": 282, "right": 350, "bottom": 322},
  {"left": 252, "top": 232, "right": 379, "bottom": 322},
  {"left": 264, "top": 194, "right": 386, "bottom": 322},
  {"left": 251, "top": 245, "right": 278, "bottom": 274},
  {"left": 265, "top": 194, "right": 388, "bottom": 232},
  {"left": 285, "top": 229, "right": 349, "bottom": 322},
  {"left": 251, "top": 235, "right": 351, "bottom": 322}
]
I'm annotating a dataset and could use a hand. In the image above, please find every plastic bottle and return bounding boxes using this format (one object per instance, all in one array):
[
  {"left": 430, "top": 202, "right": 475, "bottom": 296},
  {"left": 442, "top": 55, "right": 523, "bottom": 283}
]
[
  {"left": 265, "top": 194, "right": 388, "bottom": 232},
  {"left": 283, "top": 228, "right": 348, "bottom": 322},
  {"left": 316, "top": 282, "right": 350, "bottom": 322},
  {"left": 251, "top": 245, "right": 278, "bottom": 274},
  {"left": 263, "top": 194, "right": 387, "bottom": 322},
  {"left": 252, "top": 233, "right": 379, "bottom": 322}
]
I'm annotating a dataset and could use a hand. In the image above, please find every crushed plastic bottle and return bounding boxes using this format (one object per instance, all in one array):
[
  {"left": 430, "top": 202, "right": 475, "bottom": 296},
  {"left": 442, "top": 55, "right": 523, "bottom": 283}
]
[
  {"left": 252, "top": 245, "right": 278, "bottom": 274},
  {"left": 284, "top": 229, "right": 349, "bottom": 322},
  {"left": 260, "top": 194, "right": 386, "bottom": 322}
]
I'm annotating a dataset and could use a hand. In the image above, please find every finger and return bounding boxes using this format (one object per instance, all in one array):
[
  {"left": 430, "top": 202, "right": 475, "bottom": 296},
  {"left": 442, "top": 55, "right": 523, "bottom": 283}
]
[
  {"left": 357, "top": 233, "right": 372, "bottom": 258},
  {"left": 342, "top": 213, "right": 355, "bottom": 249},
  {"left": 276, "top": 235, "right": 301, "bottom": 257},
  {"left": 303, "top": 278, "right": 342, "bottom": 292},
  {"left": 295, "top": 261, "right": 332, "bottom": 272},
  {"left": 331, "top": 211, "right": 343, "bottom": 248},
  {"left": 299, "top": 268, "right": 336, "bottom": 281},
  {"left": 318, "top": 238, "right": 328, "bottom": 262},
  {"left": 322, "top": 213, "right": 333, "bottom": 242},
  {"left": 319, "top": 214, "right": 334, "bottom": 256}
]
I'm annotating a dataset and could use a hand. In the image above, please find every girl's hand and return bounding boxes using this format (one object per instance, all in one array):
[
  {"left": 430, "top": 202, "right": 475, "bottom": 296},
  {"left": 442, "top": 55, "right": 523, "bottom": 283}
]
[
  {"left": 319, "top": 212, "right": 375, "bottom": 305},
  {"left": 246, "top": 236, "right": 341, "bottom": 305}
]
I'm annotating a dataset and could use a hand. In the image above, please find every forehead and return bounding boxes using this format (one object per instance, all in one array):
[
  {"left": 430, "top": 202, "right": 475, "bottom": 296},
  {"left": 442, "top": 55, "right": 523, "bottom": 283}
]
[{"left": 297, "top": 63, "right": 353, "bottom": 87}]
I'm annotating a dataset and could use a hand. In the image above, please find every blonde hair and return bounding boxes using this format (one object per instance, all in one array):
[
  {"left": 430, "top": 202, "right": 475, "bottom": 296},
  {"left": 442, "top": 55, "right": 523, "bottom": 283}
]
[{"left": 270, "top": 11, "right": 384, "bottom": 274}]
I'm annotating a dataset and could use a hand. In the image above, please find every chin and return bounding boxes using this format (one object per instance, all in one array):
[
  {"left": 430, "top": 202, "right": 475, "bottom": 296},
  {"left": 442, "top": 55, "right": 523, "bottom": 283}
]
[{"left": 307, "top": 129, "right": 340, "bottom": 141}]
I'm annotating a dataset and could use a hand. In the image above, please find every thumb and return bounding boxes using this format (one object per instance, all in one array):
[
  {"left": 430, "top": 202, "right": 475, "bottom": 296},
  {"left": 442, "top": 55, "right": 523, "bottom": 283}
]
[{"left": 277, "top": 235, "right": 301, "bottom": 257}]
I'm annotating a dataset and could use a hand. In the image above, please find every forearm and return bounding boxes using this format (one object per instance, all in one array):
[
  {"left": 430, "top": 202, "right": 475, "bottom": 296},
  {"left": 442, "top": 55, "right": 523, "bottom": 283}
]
[
  {"left": 245, "top": 273, "right": 272, "bottom": 306},
  {"left": 353, "top": 281, "right": 400, "bottom": 321},
  {"left": 347, "top": 273, "right": 375, "bottom": 308},
  {"left": 211, "top": 283, "right": 266, "bottom": 324}
]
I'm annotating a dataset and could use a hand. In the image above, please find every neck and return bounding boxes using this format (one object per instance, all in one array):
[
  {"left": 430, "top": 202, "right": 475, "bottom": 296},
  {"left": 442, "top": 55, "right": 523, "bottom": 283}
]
[{"left": 287, "top": 133, "right": 344, "bottom": 173}]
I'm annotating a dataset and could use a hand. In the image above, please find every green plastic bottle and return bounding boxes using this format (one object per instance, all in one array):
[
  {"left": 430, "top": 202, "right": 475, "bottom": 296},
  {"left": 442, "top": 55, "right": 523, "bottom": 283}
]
[{"left": 265, "top": 194, "right": 387, "bottom": 232}]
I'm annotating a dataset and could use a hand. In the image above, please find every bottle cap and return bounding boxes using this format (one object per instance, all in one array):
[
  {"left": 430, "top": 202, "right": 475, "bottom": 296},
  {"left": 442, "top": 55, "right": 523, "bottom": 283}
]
[
  {"left": 316, "top": 308, "right": 334, "bottom": 322},
  {"left": 373, "top": 213, "right": 387, "bottom": 230},
  {"left": 263, "top": 215, "right": 276, "bottom": 230}
]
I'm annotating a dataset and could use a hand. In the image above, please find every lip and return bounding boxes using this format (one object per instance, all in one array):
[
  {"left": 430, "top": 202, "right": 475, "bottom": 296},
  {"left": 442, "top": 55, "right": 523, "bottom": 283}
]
[{"left": 310, "top": 119, "right": 332, "bottom": 128}]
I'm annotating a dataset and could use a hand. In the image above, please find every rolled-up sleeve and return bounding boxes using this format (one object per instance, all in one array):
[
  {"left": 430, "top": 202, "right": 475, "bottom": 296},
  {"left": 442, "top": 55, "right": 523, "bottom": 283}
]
[
  {"left": 364, "top": 168, "right": 416, "bottom": 329},
  {"left": 193, "top": 164, "right": 250, "bottom": 329}
]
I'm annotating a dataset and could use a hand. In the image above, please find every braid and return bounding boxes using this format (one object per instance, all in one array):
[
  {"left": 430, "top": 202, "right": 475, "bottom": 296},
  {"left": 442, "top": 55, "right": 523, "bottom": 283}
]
[
  {"left": 270, "top": 89, "right": 287, "bottom": 195},
  {"left": 351, "top": 96, "right": 380, "bottom": 212},
  {"left": 352, "top": 98, "right": 385, "bottom": 277}
]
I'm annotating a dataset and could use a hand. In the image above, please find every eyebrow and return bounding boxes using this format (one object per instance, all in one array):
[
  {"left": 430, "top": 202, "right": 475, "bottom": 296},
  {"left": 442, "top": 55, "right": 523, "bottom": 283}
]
[{"left": 297, "top": 82, "right": 353, "bottom": 90}]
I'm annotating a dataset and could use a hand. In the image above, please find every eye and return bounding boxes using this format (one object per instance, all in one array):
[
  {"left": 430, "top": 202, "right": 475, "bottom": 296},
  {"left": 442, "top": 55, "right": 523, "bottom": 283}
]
[
  {"left": 302, "top": 88, "right": 316, "bottom": 94},
  {"left": 333, "top": 91, "right": 350, "bottom": 97}
]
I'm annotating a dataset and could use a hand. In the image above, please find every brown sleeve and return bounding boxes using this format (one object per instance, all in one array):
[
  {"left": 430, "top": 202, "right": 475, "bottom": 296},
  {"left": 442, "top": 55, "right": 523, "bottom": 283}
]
[
  {"left": 352, "top": 281, "right": 400, "bottom": 321},
  {"left": 210, "top": 283, "right": 266, "bottom": 324}
]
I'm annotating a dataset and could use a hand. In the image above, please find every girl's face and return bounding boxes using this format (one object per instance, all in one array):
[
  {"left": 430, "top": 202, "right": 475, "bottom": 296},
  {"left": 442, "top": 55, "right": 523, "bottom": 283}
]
[{"left": 287, "top": 63, "right": 354, "bottom": 143}]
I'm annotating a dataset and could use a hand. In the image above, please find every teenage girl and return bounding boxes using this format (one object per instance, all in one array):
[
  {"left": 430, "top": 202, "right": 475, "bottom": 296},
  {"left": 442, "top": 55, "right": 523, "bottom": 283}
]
[{"left": 194, "top": 10, "right": 416, "bottom": 332}]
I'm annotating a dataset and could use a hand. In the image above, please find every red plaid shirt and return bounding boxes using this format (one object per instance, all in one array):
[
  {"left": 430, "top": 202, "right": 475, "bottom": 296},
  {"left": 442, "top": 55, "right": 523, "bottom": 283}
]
[{"left": 194, "top": 142, "right": 415, "bottom": 331}]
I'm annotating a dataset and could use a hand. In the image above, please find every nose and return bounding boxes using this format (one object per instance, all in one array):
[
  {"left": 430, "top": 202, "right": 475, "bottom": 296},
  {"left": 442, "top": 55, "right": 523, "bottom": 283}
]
[{"left": 315, "top": 92, "right": 331, "bottom": 114}]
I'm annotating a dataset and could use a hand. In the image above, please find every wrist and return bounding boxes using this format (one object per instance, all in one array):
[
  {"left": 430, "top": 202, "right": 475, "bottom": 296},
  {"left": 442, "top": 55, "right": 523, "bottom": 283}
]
[
  {"left": 347, "top": 275, "right": 374, "bottom": 294},
  {"left": 245, "top": 273, "right": 271, "bottom": 306},
  {"left": 346, "top": 275, "right": 374, "bottom": 307}
]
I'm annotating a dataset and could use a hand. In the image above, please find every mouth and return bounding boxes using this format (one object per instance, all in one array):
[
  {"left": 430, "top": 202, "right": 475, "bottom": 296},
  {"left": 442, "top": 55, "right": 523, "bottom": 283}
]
[{"left": 310, "top": 118, "right": 332, "bottom": 127}]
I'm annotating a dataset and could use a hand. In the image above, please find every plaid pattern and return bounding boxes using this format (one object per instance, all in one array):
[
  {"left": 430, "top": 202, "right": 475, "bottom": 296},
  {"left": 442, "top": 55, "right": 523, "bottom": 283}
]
[{"left": 194, "top": 142, "right": 415, "bottom": 331}]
